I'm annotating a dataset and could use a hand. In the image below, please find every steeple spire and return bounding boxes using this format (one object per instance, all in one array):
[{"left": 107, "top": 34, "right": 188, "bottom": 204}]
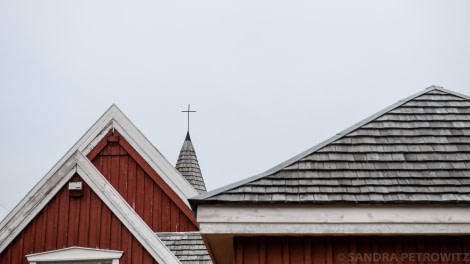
[{"left": 176, "top": 106, "right": 207, "bottom": 193}]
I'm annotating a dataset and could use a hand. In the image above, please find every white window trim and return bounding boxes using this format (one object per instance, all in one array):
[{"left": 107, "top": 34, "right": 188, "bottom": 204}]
[{"left": 26, "top": 246, "right": 123, "bottom": 264}]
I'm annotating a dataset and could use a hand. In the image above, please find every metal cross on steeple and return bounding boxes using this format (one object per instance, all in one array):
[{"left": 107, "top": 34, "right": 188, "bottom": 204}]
[{"left": 181, "top": 104, "right": 196, "bottom": 132}]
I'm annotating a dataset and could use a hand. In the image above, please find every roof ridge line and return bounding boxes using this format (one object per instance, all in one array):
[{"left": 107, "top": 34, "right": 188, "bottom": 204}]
[
  {"left": 426, "top": 85, "right": 444, "bottom": 90},
  {"left": 431, "top": 86, "right": 470, "bottom": 100},
  {"left": 190, "top": 86, "right": 468, "bottom": 203}
]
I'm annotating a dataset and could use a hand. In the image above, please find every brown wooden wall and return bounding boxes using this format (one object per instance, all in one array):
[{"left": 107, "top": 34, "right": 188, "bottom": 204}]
[
  {"left": 235, "top": 236, "right": 470, "bottom": 264},
  {"left": 87, "top": 130, "right": 198, "bottom": 232},
  {"left": 0, "top": 174, "right": 158, "bottom": 264}
]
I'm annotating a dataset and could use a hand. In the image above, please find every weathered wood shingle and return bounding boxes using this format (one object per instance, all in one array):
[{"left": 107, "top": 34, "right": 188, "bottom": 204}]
[
  {"left": 176, "top": 132, "right": 207, "bottom": 193},
  {"left": 157, "top": 232, "right": 212, "bottom": 264},
  {"left": 192, "top": 87, "right": 470, "bottom": 205}
]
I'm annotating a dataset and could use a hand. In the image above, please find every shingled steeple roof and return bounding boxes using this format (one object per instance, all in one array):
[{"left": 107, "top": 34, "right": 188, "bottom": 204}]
[{"left": 176, "top": 132, "right": 207, "bottom": 193}]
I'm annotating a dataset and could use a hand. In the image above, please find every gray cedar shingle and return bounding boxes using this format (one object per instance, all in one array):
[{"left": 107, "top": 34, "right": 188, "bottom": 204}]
[
  {"left": 176, "top": 132, "right": 207, "bottom": 193},
  {"left": 195, "top": 88, "right": 470, "bottom": 205},
  {"left": 157, "top": 232, "right": 212, "bottom": 264}
]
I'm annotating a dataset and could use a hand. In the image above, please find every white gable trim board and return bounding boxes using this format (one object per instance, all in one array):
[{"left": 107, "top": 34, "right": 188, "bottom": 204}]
[
  {"left": 1, "top": 105, "right": 197, "bottom": 232},
  {"left": 0, "top": 151, "right": 181, "bottom": 264},
  {"left": 26, "top": 247, "right": 123, "bottom": 264}
]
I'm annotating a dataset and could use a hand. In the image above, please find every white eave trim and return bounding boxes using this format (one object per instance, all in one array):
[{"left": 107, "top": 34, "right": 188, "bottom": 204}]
[
  {"left": 197, "top": 205, "right": 470, "bottom": 235},
  {"left": 26, "top": 247, "right": 123, "bottom": 263},
  {"left": 0, "top": 151, "right": 181, "bottom": 264}
]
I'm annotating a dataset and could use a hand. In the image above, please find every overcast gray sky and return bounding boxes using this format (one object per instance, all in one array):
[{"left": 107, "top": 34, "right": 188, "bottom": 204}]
[{"left": 1, "top": 1, "right": 469, "bottom": 220}]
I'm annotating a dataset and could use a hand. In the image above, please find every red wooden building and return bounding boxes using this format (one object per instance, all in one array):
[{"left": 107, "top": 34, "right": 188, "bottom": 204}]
[
  {"left": 0, "top": 105, "right": 211, "bottom": 263},
  {"left": 191, "top": 86, "right": 470, "bottom": 264}
]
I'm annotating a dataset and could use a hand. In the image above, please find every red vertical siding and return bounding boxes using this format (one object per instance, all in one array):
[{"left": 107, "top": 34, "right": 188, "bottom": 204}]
[
  {"left": 87, "top": 130, "right": 198, "bottom": 232},
  {"left": 234, "top": 236, "right": 470, "bottom": 264},
  {"left": 0, "top": 174, "right": 158, "bottom": 264}
]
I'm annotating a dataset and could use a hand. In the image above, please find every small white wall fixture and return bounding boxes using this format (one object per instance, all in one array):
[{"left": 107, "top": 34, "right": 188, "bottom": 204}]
[{"left": 26, "top": 247, "right": 123, "bottom": 264}]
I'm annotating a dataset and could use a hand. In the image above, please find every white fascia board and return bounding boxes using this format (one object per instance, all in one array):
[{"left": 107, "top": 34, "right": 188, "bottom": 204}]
[
  {"left": 197, "top": 205, "right": 470, "bottom": 235},
  {"left": 0, "top": 151, "right": 181, "bottom": 264},
  {"left": 26, "top": 247, "right": 123, "bottom": 262},
  {"left": 201, "top": 223, "right": 470, "bottom": 235}
]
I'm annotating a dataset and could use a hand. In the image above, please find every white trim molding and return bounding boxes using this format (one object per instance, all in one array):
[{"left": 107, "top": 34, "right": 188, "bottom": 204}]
[
  {"left": 197, "top": 204, "right": 470, "bottom": 235},
  {"left": 26, "top": 247, "right": 123, "bottom": 264}
]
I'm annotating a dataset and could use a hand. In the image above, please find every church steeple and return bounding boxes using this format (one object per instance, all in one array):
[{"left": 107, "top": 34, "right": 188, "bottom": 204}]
[
  {"left": 175, "top": 105, "right": 207, "bottom": 193},
  {"left": 176, "top": 131, "right": 206, "bottom": 193}
]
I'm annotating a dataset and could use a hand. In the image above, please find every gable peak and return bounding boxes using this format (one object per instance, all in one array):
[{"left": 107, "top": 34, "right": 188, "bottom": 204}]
[{"left": 426, "top": 85, "right": 444, "bottom": 90}]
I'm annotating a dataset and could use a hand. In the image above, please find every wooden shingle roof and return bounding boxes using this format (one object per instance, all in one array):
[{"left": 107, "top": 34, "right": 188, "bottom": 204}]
[
  {"left": 157, "top": 232, "right": 212, "bottom": 264},
  {"left": 176, "top": 132, "right": 207, "bottom": 193},
  {"left": 191, "top": 86, "right": 470, "bottom": 205}
]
